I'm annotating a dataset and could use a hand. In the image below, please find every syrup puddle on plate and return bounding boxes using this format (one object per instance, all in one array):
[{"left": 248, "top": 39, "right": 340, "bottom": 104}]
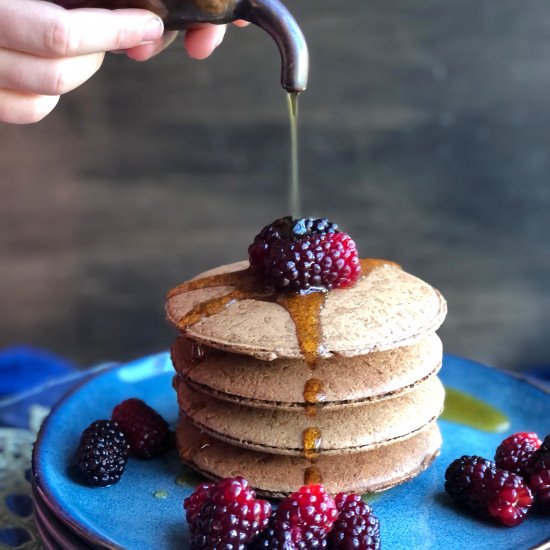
[
  {"left": 441, "top": 387, "right": 510, "bottom": 433},
  {"left": 175, "top": 466, "right": 208, "bottom": 489}
]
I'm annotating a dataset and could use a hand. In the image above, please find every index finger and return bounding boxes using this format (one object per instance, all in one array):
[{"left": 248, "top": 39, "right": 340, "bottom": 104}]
[{"left": 0, "top": 0, "right": 164, "bottom": 57}]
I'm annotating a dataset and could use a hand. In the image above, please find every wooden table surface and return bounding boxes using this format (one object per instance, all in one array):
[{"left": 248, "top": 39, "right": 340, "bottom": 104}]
[{"left": 2, "top": 0, "right": 550, "bottom": 372}]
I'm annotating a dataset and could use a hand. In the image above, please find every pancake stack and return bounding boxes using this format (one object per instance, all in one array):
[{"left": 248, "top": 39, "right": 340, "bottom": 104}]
[{"left": 167, "top": 259, "right": 447, "bottom": 497}]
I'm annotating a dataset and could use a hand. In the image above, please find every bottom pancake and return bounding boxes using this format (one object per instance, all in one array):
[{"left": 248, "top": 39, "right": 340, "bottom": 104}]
[{"left": 176, "top": 415, "right": 442, "bottom": 498}]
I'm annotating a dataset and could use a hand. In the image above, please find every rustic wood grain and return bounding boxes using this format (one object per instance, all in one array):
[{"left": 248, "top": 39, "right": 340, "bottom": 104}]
[{"left": 2, "top": 0, "right": 550, "bottom": 371}]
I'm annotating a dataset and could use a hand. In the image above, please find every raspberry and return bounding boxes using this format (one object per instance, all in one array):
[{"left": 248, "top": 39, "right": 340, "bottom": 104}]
[
  {"left": 528, "top": 434, "right": 550, "bottom": 508},
  {"left": 248, "top": 216, "right": 361, "bottom": 292},
  {"left": 253, "top": 484, "right": 337, "bottom": 549},
  {"left": 112, "top": 398, "right": 170, "bottom": 459},
  {"left": 328, "top": 493, "right": 380, "bottom": 550},
  {"left": 183, "top": 476, "right": 271, "bottom": 549},
  {"left": 75, "top": 420, "right": 130, "bottom": 487},
  {"left": 494, "top": 432, "right": 541, "bottom": 477},
  {"left": 445, "top": 455, "right": 534, "bottom": 526}
]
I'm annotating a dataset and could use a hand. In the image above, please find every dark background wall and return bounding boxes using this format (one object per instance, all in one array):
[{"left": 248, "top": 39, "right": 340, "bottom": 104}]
[{"left": 2, "top": 0, "right": 550, "bottom": 371}]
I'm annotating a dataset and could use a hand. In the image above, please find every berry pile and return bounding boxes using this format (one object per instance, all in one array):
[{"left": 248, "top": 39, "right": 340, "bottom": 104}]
[
  {"left": 248, "top": 216, "right": 361, "bottom": 293},
  {"left": 75, "top": 398, "right": 171, "bottom": 487},
  {"left": 445, "top": 430, "right": 550, "bottom": 525},
  {"left": 184, "top": 480, "right": 381, "bottom": 549},
  {"left": 445, "top": 456, "right": 533, "bottom": 526}
]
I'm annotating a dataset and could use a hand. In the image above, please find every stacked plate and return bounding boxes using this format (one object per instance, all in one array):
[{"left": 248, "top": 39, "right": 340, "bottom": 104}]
[
  {"left": 31, "top": 353, "right": 550, "bottom": 550},
  {"left": 31, "top": 482, "right": 92, "bottom": 550}
]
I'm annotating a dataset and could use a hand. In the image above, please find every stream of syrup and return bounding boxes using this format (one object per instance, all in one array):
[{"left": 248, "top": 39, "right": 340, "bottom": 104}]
[
  {"left": 169, "top": 259, "right": 395, "bottom": 485},
  {"left": 287, "top": 92, "right": 300, "bottom": 219}
]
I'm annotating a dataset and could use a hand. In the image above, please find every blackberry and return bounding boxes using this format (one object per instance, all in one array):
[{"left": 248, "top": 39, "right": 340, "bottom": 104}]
[
  {"left": 328, "top": 493, "right": 380, "bottom": 550},
  {"left": 494, "top": 432, "right": 541, "bottom": 477},
  {"left": 75, "top": 420, "right": 130, "bottom": 487},
  {"left": 112, "top": 398, "right": 170, "bottom": 459},
  {"left": 445, "top": 455, "right": 534, "bottom": 526},
  {"left": 297, "top": 527, "right": 329, "bottom": 549},
  {"left": 252, "top": 484, "right": 337, "bottom": 549},
  {"left": 184, "top": 481, "right": 217, "bottom": 525},
  {"left": 529, "top": 467, "right": 550, "bottom": 508},
  {"left": 250, "top": 517, "right": 295, "bottom": 549},
  {"left": 529, "top": 434, "right": 550, "bottom": 508},
  {"left": 248, "top": 216, "right": 361, "bottom": 292},
  {"left": 183, "top": 476, "right": 271, "bottom": 549},
  {"left": 277, "top": 484, "right": 337, "bottom": 535},
  {"left": 532, "top": 434, "right": 550, "bottom": 460},
  {"left": 251, "top": 520, "right": 328, "bottom": 550}
]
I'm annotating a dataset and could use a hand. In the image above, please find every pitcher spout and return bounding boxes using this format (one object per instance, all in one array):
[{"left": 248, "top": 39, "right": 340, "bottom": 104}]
[
  {"left": 236, "top": 0, "right": 309, "bottom": 92},
  {"left": 48, "top": 0, "right": 308, "bottom": 92}
]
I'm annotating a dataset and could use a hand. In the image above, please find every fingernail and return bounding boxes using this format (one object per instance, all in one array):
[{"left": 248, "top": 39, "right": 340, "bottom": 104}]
[
  {"left": 142, "top": 17, "right": 163, "bottom": 42},
  {"left": 215, "top": 28, "right": 226, "bottom": 48}
]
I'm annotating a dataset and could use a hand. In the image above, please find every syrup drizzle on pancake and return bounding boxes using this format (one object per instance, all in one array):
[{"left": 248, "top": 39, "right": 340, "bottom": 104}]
[
  {"left": 191, "top": 341, "right": 205, "bottom": 363},
  {"left": 169, "top": 259, "right": 397, "bottom": 486},
  {"left": 303, "top": 378, "right": 326, "bottom": 417}
]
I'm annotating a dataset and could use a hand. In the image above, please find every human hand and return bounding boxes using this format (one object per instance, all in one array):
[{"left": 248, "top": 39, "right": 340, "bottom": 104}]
[{"left": 0, "top": 0, "right": 242, "bottom": 124}]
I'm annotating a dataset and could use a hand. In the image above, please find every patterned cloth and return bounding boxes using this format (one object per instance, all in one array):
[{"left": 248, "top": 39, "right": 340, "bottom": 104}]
[{"left": 0, "top": 347, "right": 83, "bottom": 548}]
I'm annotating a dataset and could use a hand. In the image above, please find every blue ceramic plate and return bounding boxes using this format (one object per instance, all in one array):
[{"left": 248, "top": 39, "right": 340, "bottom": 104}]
[{"left": 32, "top": 353, "right": 550, "bottom": 550}]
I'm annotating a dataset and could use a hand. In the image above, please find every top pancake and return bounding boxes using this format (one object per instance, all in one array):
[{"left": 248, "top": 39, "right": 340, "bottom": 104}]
[{"left": 166, "top": 260, "right": 447, "bottom": 360}]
